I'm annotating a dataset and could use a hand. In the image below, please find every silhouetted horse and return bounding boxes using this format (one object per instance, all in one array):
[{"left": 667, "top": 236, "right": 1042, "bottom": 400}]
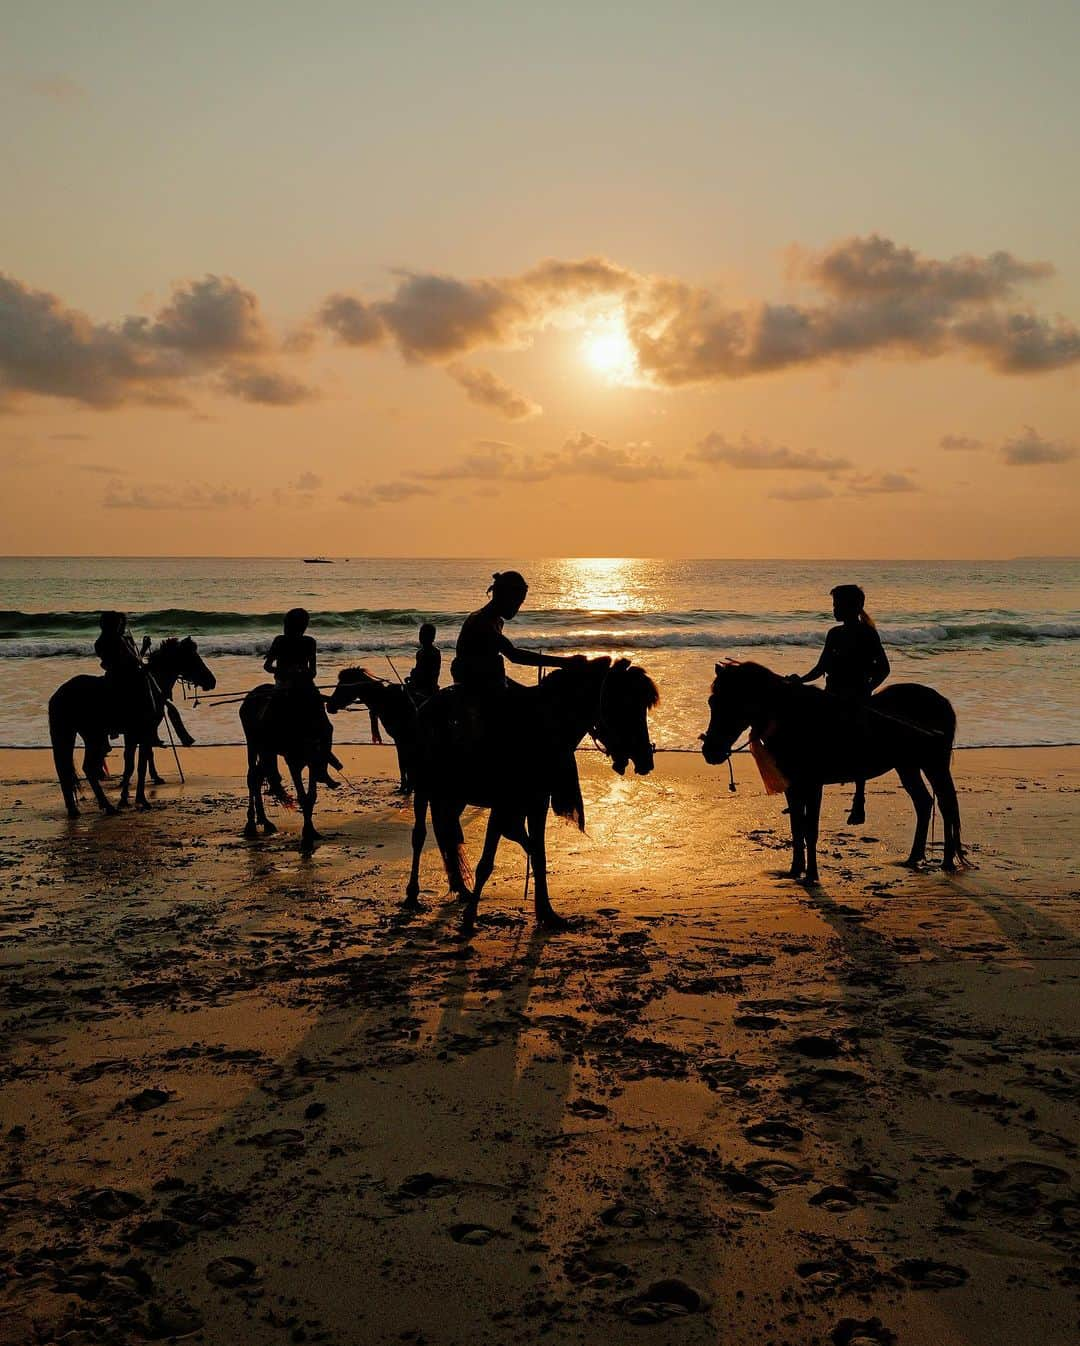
[
  {"left": 48, "top": 637, "right": 216, "bottom": 818},
  {"left": 413, "top": 656, "right": 659, "bottom": 931},
  {"left": 240, "top": 676, "right": 342, "bottom": 852},
  {"left": 326, "top": 667, "right": 420, "bottom": 792},
  {"left": 701, "top": 661, "right": 966, "bottom": 884}
]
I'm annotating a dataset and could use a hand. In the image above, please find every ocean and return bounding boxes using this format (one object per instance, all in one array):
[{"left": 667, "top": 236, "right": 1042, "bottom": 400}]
[{"left": 1, "top": 556, "right": 1077, "bottom": 750}]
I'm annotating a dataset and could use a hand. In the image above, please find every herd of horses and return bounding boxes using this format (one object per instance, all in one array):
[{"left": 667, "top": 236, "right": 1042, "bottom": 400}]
[{"left": 47, "top": 639, "right": 968, "bottom": 928}]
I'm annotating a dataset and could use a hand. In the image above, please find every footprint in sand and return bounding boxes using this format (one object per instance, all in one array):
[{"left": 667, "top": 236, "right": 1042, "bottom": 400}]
[
  {"left": 744, "top": 1119, "right": 804, "bottom": 1149},
  {"left": 567, "top": 1098, "right": 609, "bottom": 1120},
  {"left": 565, "top": 1249, "right": 632, "bottom": 1287},
  {"left": 205, "top": 1256, "right": 261, "bottom": 1287},
  {"left": 787, "top": 1034, "right": 843, "bottom": 1060},
  {"left": 449, "top": 1223, "right": 496, "bottom": 1246},
  {"left": 831, "top": 1318, "right": 897, "bottom": 1346},
  {"left": 808, "top": 1185, "right": 860, "bottom": 1212},
  {"left": 784, "top": 1069, "right": 865, "bottom": 1113},
  {"left": 745, "top": 1159, "right": 810, "bottom": 1187},
  {"left": 395, "top": 1172, "right": 457, "bottom": 1200},
  {"left": 714, "top": 1168, "right": 776, "bottom": 1210},
  {"left": 79, "top": 1187, "right": 145, "bottom": 1220},
  {"left": 734, "top": 1013, "right": 781, "bottom": 1031},
  {"left": 130, "top": 1218, "right": 189, "bottom": 1251},
  {"left": 599, "top": 1202, "right": 648, "bottom": 1228},
  {"left": 894, "top": 1257, "right": 969, "bottom": 1289},
  {"left": 125, "top": 1087, "right": 173, "bottom": 1112},
  {"left": 622, "top": 1278, "right": 709, "bottom": 1324}
]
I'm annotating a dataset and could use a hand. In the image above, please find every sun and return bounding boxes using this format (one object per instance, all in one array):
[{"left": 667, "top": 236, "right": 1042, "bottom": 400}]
[{"left": 582, "top": 315, "right": 638, "bottom": 384}]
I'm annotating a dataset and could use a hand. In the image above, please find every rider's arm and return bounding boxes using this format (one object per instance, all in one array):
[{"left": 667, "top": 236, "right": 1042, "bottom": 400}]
[
  {"left": 794, "top": 632, "right": 834, "bottom": 683},
  {"left": 497, "top": 634, "right": 569, "bottom": 669},
  {"left": 263, "top": 637, "right": 280, "bottom": 676},
  {"left": 306, "top": 638, "right": 317, "bottom": 679}
]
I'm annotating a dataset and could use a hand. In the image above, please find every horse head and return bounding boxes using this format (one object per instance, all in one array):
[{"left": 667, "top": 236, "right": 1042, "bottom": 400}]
[
  {"left": 701, "top": 659, "right": 779, "bottom": 764},
  {"left": 325, "top": 667, "right": 381, "bottom": 714},
  {"left": 591, "top": 656, "right": 659, "bottom": 777},
  {"left": 156, "top": 636, "right": 216, "bottom": 692}
]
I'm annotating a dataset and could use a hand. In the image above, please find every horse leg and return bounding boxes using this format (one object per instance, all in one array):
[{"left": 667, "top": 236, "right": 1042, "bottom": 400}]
[
  {"left": 472, "top": 812, "right": 503, "bottom": 903},
  {"left": 896, "top": 765, "right": 932, "bottom": 868},
  {"left": 404, "top": 791, "right": 427, "bottom": 907},
  {"left": 785, "top": 788, "right": 805, "bottom": 879},
  {"left": 148, "top": 745, "right": 165, "bottom": 786},
  {"left": 527, "top": 801, "right": 566, "bottom": 930},
  {"left": 244, "top": 752, "right": 260, "bottom": 839},
  {"left": 290, "top": 762, "right": 318, "bottom": 851},
  {"left": 802, "top": 783, "right": 823, "bottom": 885},
  {"left": 847, "top": 779, "right": 866, "bottom": 827},
  {"left": 254, "top": 754, "right": 275, "bottom": 833},
  {"left": 118, "top": 737, "right": 136, "bottom": 807},
  {"left": 84, "top": 741, "right": 117, "bottom": 816},
  {"left": 927, "top": 762, "right": 965, "bottom": 872},
  {"left": 396, "top": 745, "right": 409, "bottom": 794},
  {"left": 134, "top": 741, "right": 151, "bottom": 809},
  {"left": 49, "top": 708, "right": 80, "bottom": 818}
]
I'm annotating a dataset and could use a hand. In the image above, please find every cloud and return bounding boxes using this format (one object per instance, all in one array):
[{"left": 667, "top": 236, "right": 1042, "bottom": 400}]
[
  {"left": 1000, "top": 427, "right": 1077, "bottom": 466},
  {"left": 217, "top": 365, "right": 316, "bottom": 405},
  {"left": 848, "top": 472, "right": 920, "bottom": 495},
  {"left": 939, "top": 433, "right": 983, "bottom": 451},
  {"left": 319, "top": 294, "right": 385, "bottom": 347},
  {"left": 103, "top": 481, "right": 254, "bottom": 510},
  {"left": 446, "top": 363, "right": 541, "bottom": 419},
  {"left": 415, "top": 432, "right": 686, "bottom": 486},
  {"left": 0, "top": 272, "right": 287, "bottom": 409},
  {"left": 803, "top": 235, "right": 1052, "bottom": 304},
  {"left": 693, "top": 433, "right": 851, "bottom": 473},
  {"left": 768, "top": 482, "right": 834, "bottom": 501},
  {"left": 560, "top": 431, "right": 689, "bottom": 482},
  {"left": 339, "top": 480, "right": 435, "bottom": 507}
]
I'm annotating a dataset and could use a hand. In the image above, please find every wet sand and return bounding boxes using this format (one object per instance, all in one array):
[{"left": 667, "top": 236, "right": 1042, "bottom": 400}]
[{"left": 1, "top": 745, "right": 1077, "bottom": 1345}]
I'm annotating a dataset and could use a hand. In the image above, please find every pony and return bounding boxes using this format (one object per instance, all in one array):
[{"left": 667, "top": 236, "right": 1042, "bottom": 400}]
[
  {"left": 48, "top": 637, "right": 216, "bottom": 817},
  {"left": 325, "top": 667, "right": 420, "bottom": 793},
  {"left": 412, "top": 656, "right": 659, "bottom": 931},
  {"left": 701, "top": 660, "right": 967, "bottom": 884}
]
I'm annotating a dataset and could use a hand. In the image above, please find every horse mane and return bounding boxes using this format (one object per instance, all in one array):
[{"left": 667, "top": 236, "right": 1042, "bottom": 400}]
[
  {"left": 611, "top": 657, "right": 660, "bottom": 708},
  {"left": 710, "top": 659, "right": 779, "bottom": 696},
  {"left": 540, "top": 655, "right": 659, "bottom": 707}
]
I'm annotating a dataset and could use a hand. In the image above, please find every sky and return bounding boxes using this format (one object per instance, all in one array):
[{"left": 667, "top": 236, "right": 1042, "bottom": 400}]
[{"left": 2, "top": 1, "right": 1079, "bottom": 558}]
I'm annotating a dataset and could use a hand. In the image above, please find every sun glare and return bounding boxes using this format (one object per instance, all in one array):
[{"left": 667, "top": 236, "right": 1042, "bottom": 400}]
[{"left": 582, "top": 316, "right": 638, "bottom": 384}]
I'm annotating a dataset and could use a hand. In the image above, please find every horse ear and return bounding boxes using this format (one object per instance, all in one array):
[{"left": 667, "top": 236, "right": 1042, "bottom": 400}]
[
  {"left": 613, "top": 657, "right": 630, "bottom": 673},
  {"left": 715, "top": 662, "right": 723, "bottom": 674}
]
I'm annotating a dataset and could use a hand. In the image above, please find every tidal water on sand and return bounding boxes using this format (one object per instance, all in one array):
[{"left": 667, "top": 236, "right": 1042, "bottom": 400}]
[{"left": 1, "top": 556, "right": 1077, "bottom": 748}]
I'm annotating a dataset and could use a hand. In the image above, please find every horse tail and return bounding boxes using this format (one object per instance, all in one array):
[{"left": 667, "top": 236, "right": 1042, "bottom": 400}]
[
  {"left": 551, "top": 753, "right": 586, "bottom": 831},
  {"left": 48, "top": 693, "right": 79, "bottom": 808},
  {"left": 432, "top": 805, "right": 472, "bottom": 893}
]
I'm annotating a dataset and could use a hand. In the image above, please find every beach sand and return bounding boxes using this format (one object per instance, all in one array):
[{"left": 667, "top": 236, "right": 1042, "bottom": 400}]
[{"left": 1, "top": 744, "right": 1077, "bottom": 1345}]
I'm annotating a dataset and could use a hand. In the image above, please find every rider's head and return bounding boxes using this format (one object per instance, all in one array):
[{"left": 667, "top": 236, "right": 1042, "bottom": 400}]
[
  {"left": 488, "top": 570, "right": 528, "bottom": 619},
  {"left": 284, "top": 607, "right": 310, "bottom": 636},
  {"left": 831, "top": 584, "right": 869, "bottom": 625},
  {"left": 419, "top": 622, "right": 436, "bottom": 646},
  {"left": 99, "top": 610, "right": 126, "bottom": 635}
]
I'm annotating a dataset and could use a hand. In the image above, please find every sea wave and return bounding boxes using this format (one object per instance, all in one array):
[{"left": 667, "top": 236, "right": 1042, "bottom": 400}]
[{"left": 3, "top": 618, "right": 1077, "bottom": 658}]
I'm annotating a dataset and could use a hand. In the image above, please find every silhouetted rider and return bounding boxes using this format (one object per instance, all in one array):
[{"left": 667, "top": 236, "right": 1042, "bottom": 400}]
[
  {"left": 262, "top": 608, "right": 340, "bottom": 784},
  {"left": 451, "top": 571, "right": 571, "bottom": 694},
  {"left": 95, "top": 611, "right": 154, "bottom": 737}
]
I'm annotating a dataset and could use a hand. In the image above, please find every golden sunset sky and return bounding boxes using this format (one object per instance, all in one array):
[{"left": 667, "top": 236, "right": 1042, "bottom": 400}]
[{"left": 2, "top": 1, "right": 1078, "bottom": 557}]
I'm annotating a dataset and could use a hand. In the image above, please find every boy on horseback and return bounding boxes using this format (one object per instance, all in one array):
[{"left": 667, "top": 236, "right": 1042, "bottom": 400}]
[
  {"left": 791, "top": 584, "right": 890, "bottom": 824},
  {"left": 406, "top": 622, "right": 441, "bottom": 700},
  {"left": 263, "top": 608, "right": 341, "bottom": 784},
  {"left": 95, "top": 611, "right": 155, "bottom": 738}
]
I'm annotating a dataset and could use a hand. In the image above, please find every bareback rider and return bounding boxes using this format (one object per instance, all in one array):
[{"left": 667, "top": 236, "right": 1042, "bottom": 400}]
[
  {"left": 262, "top": 608, "right": 340, "bottom": 783},
  {"left": 95, "top": 611, "right": 156, "bottom": 738},
  {"left": 791, "top": 583, "right": 890, "bottom": 825}
]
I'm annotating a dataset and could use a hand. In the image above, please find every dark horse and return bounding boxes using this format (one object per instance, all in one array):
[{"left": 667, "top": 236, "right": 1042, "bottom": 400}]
[
  {"left": 48, "top": 637, "right": 216, "bottom": 818},
  {"left": 411, "top": 657, "right": 659, "bottom": 932},
  {"left": 326, "top": 667, "right": 420, "bottom": 793},
  {"left": 239, "top": 675, "right": 345, "bottom": 852},
  {"left": 701, "top": 661, "right": 967, "bottom": 884}
]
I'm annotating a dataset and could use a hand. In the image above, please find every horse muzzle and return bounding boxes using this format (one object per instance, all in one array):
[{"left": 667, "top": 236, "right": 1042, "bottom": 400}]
[{"left": 700, "top": 733, "right": 730, "bottom": 767}]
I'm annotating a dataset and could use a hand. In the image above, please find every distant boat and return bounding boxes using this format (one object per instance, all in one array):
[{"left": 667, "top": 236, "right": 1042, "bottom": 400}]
[{"left": 303, "top": 557, "right": 333, "bottom": 564}]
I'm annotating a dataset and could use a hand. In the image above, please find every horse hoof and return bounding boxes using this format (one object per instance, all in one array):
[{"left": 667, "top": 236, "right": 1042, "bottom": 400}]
[
  {"left": 135, "top": 801, "right": 153, "bottom": 812},
  {"left": 402, "top": 895, "right": 424, "bottom": 912},
  {"left": 898, "top": 857, "right": 923, "bottom": 870},
  {"left": 787, "top": 868, "right": 803, "bottom": 881},
  {"left": 149, "top": 775, "right": 165, "bottom": 786},
  {"left": 243, "top": 823, "right": 259, "bottom": 839},
  {"left": 262, "top": 821, "right": 277, "bottom": 835},
  {"left": 66, "top": 808, "right": 80, "bottom": 820},
  {"left": 846, "top": 808, "right": 865, "bottom": 826},
  {"left": 102, "top": 805, "right": 118, "bottom": 817},
  {"left": 538, "top": 910, "right": 570, "bottom": 932},
  {"left": 942, "top": 861, "right": 957, "bottom": 874}
]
